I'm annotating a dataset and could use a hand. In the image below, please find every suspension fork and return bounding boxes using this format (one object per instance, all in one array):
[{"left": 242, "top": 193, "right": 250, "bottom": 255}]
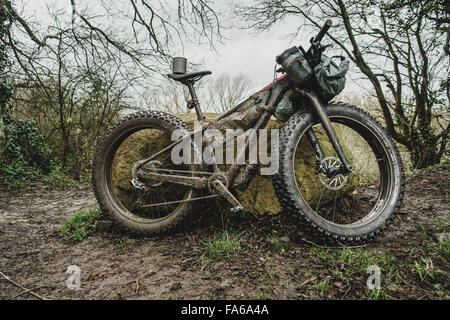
[
  {"left": 295, "top": 88, "right": 353, "bottom": 174},
  {"left": 305, "top": 128, "right": 326, "bottom": 173}
]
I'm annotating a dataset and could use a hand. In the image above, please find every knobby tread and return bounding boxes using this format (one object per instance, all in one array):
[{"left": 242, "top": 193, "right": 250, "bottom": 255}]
[
  {"left": 92, "top": 110, "right": 199, "bottom": 236},
  {"left": 272, "top": 102, "right": 405, "bottom": 245}
]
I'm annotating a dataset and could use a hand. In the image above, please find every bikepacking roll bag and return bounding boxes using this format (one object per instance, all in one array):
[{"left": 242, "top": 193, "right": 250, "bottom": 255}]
[
  {"left": 214, "top": 90, "right": 270, "bottom": 130},
  {"left": 276, "top": 46, "right": 350, "bottom": 105},
  {"left": 273, "top": 46, "right": 313, "bottom": 121},
  {"left": 314, "top": 55, "right": 349, "bottom": 101},
  {"left": 276, "top": 46, "right": 314, "bottom": 88}
]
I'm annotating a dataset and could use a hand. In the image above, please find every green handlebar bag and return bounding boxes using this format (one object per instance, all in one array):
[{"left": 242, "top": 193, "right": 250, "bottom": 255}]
[{"left": 314, "top": 55, "right": 349, "bottom": 101}]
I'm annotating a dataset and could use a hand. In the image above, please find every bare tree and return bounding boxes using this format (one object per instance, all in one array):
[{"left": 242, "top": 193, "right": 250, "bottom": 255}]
[
  {"left": 6, "top": 6, "right": 139, "bottom": 178},
  {"left": 0, "top": 0, "right": 222, "bottom": 155},
  {"left": 0, "top": 1, "right": 12, "bottom": 153},
  {"left": 235, "top": 0, "right": 449, "bottom": 168},
  {"left": 140, "top": 73, "right": 253, "bottom": 115},
  {"left": 206, "top": 74, "right": 253, "bottom": 113},
  {"left": 140, "top": 81, "right": 191, "bottom": 115},
  {"left": 1, "top": 0, "right": 221, "bottom": 59}
]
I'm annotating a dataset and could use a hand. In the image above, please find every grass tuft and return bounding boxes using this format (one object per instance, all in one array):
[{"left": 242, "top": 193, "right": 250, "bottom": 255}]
[
  {"left": 60, "top": 208, "right": 102, "bottom": 243},
  {"left": 196, "top": 230, "right": 248, "bottom": 268}
]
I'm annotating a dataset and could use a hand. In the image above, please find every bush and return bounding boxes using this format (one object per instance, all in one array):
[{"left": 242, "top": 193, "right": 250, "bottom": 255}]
[
  {"left": 2, "top": 119, "right": 54, "bottom": 171},
  {"left": 0, "top": 119, "right": 55, "bottom": 187}
]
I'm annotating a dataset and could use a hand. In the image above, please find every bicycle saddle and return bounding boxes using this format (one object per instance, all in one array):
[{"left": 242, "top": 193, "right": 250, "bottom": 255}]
[{"left": 167, "top": 71, "right": 212, "bottom": 83}]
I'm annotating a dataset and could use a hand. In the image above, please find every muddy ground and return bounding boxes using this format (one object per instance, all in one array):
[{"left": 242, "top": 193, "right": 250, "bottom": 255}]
[{"left": 0, "top": 164, "right": 449, "bottom": 300}]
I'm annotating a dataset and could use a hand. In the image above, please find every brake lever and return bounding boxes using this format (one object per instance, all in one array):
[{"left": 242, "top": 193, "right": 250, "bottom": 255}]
[{"left": 306, "top": 41, "right": 333, "bottom": 67}]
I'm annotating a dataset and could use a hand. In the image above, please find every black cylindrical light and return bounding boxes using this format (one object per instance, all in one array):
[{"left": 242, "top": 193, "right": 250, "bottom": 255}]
[{"left": 172, "top": 57, "right": 187, "bottom": 74}]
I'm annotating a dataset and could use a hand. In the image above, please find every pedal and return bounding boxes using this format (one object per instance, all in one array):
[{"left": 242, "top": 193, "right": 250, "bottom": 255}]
[
  {"left": 130, "top": 178, "right": 147, "bottom": 191},
  {"left": 212, "top": 179, "right": 244, "bottom": 211},
  {"left": 231, "top": 206, "right": 243, "bottom": 213}
]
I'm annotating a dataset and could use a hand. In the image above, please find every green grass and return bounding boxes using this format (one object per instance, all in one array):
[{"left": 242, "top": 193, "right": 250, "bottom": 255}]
[
  {"left": 59, "top": 208, "right": 102, "bottom": 243},
  {"left": 42, "top": 169, "right": 79, "bottom": 189},
  {"left": 0, "top": 166, "right": 79, "bottom": 191},
  {"left": 257, "top": 286, "right": 271, "bottom": 300},
  {"left": 304, "top": 226, "right": 450, "bottom": 299},
  {"left": 117, "top": 235, "right": 134, "bottom": 247},
  {"left": 253, "top": 266, "right": 277, "bottom": 281},
  {"left": 308, "top": 246, "right": 401, "bottom": 297},
  {"left": 266, "top": 234, "right": 288, "bottom": 254},
  {"left": 338, "top": 248, "right": 396, "bottom": 270},
  {"left": 310, "top": 247, "right": 396, "bottom": 271},
  {"left": 309, "top": 279, "right": 333, "bottom": 294},
  {"left": 196, "top": 230, "right": 248, "bottom": 268},
  {"left": 408, "top": 228, "right": 449, "bottom": 269},
  {"left": 433, "top": 219, "right": 450, "bottom": 262},
  {"left": 409, "top": 160, "right": 450, "bottom": 175},
  {"left": 294, "top": 292, "right": 309, "bottom": 300},
  {"left": 364, "top": 289, "right": 394, "bottom": 300},
  {"left": 435, "top": 239, "right": 450, "bottom": 262},
  {"left": 408, "top": 258, "right": 447, "bottom": 282}
]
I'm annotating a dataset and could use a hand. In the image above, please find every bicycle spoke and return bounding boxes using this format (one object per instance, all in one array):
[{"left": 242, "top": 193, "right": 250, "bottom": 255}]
[{"left": 293, "top": 119, "right": 385, "bottom": 225}]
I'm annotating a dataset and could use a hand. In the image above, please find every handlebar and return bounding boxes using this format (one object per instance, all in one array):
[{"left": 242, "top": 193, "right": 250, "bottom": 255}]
[
  {"left": 276, "top": 19, "right": 333, "bottom": 69},
  {"left": 313, "top": 20, "right": 332, "bottom": 43}
]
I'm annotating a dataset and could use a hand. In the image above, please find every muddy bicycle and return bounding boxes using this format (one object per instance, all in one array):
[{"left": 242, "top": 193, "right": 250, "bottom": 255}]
[{"left": 92, "top": 20, "right": 404, "bottom": 245}]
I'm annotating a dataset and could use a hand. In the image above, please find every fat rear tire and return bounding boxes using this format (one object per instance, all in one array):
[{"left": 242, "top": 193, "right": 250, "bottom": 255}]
[{"left": 92, "top": 110, "right": 199, "bottom": 235}]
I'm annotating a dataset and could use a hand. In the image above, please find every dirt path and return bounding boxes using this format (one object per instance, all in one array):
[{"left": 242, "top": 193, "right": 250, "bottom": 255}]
[{"left": 0, "top": 165, "right": 449, "bottom": 300}]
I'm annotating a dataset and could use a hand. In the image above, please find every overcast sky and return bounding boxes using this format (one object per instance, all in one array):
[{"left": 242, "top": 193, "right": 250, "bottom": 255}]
[{"left": 20, "top": 0, "right": 365, "bottom": 95}]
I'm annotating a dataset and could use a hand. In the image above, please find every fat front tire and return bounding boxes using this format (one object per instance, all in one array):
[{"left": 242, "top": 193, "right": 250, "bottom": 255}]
[{"left": 273, "top": 102, "right": 404, "bottom": 245}]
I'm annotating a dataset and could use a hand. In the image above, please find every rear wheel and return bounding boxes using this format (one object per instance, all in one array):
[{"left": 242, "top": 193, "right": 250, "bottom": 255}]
[
  {"left": 92, "top": 111, "right": 201, "bottom": 235},
  {"left": 273, "top": 102, "right": 404, "bottom": 245}
]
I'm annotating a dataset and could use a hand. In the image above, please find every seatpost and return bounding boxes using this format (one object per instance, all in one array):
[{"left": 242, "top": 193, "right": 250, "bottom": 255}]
[
  {"left": 186, "top": 82, "right": 205, "bottom": 124},
  {"left": 186, "top": 80, "right": 220, "bottom": 174}
]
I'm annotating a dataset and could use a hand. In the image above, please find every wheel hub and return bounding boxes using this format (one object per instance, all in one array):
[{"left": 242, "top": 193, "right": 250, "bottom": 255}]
[
  {"left": 131, "top": 160, "right": 163, "bottom": 190},
  {"left": 207, "top": 173, "right": 229, "bottom": 194},
  {"left": 318, "top": 157, "right": 348, "bottom": 190}
]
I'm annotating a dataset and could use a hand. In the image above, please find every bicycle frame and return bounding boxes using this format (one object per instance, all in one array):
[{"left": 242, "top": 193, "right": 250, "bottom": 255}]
[{"left": 134, "top": 74, "right": 353, "bottom": 192}]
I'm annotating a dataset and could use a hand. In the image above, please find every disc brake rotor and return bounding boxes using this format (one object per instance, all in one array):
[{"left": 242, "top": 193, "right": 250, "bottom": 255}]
[{"left": 318, "top": 157, "right": 348, "bottom": 191}]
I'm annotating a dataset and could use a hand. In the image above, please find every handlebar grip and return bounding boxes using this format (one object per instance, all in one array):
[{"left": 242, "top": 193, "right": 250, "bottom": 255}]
[{"left": 314, "top": 20, "right": 332, "bottom": 43}]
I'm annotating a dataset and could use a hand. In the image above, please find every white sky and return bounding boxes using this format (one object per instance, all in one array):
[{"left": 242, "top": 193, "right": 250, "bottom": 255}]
[
  {"left": 171, "top": 14, "right": 365, "bottom": 93},
  {"left": 20, "top": 0, "right": 365, "bottom": 95}
]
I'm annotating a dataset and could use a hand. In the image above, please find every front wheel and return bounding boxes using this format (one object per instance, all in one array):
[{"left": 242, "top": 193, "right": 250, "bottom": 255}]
[{"left": 273, "top": 102, "right": 404, "bottom": 245}]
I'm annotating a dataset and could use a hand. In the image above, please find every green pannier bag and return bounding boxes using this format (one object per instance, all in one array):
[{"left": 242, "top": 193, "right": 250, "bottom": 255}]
[
  {"left": 274, "top": 48, "right": 350, "bottom": 121},
  {"left": 314, "top": 55, "right": 349, "bottom": 101},
  {"left": 273, "top": 90, "right": 294, "bottom": 121}
]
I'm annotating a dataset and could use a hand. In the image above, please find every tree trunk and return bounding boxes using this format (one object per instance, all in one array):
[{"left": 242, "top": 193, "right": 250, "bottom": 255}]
[
  {"left": 409, "top": 141, "right": 444, "bottom": 169},
  {"left": 0, "top": 114, "right": 5, "bottom": 154},
  {"left": 0, "top": 0, "right": 10, "bottom": 154}
]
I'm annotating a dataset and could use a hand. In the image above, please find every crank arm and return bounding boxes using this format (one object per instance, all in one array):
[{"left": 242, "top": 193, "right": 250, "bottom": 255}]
[
  {"left": 213, "top": 180, "right": 243, "bottom": 212},
  {"left": 139, "top": 172, "right": 207, "bottom": 189}
]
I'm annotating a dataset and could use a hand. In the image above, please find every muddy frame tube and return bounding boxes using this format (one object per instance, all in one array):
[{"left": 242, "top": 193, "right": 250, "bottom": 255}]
[
  {"left": 135, "top": 77, "right": 291, "bottom": 187},
  {"left": 135, "top": 79, "right": 353, "bottom": 189}
]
